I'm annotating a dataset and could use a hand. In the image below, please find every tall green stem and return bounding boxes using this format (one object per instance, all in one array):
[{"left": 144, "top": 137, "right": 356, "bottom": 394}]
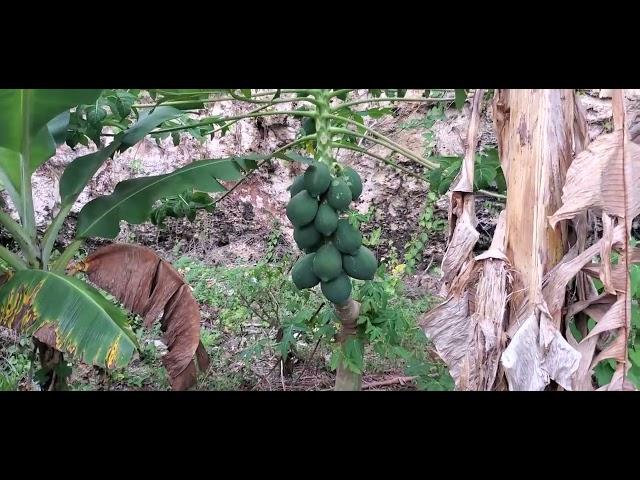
[
  {"left": 0, "top": 211, "right": 38, "bottom": 266},
  {"left": 329, "top": 126, "right": 438, "bottom": 170},
  {"left": 228, "top": 91, "right": 319, "bottom": 107},
  {"left": 20, "top": 90, "right": 37, "bottom": 241},
  {"left": 312, "top": 90, "right": 335, "bottom": 169},
  {"left": 41, "top": 204, "right": 73, "bottom": 269},
  {"left": 51, "top": 239, "right": 84, "bottom": 273},
  {"left": 213, "top": 133, "right": 317, "bottom": 206},
  {"left": 332, "top": 96, "right": 454, "bottom": 111},
  {"left": 0, "top": 170, "right": 24, "bottom": 221},
  {"left": 334, "top": 143, "right": 428, "bottom": 182},
  {"left": 0, "top": 244, "right": 28, "bottom": 271},
  {"left": 134, "top": 90, "right": 316, "bottom": 108},
  {"left": 328, "top": 115, "right": 439, "bottom": 169},
  {"left": 204, "top": 104, "right": 271, "bottom": 137},
  {"left": 327, "top": 89, "right": 354, "bottom": 99}
]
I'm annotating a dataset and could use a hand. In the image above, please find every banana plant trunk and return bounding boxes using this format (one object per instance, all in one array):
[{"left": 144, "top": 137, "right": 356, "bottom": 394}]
[
  {"left": 33, "top": 338, "right": 68, "bottom": 391},
  {"left": 495, "top": 89, "right": 575, "bottom": 324},
  {"left": 334, "top": 299, "right": 362, "bottom": 391},
  {"left": 421, "top": 89, "right": 586, "bottom": 390},
  {"left": 495, "top": 89, "right": 584, "bottom": 390}
]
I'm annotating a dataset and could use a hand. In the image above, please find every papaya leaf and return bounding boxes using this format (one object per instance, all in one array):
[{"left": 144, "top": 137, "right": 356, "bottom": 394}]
[{"left": 48, "top": 111, "right": 71, "bottom": 147}]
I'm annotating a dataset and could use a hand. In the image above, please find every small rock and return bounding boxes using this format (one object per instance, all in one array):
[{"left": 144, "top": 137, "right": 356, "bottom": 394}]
[{"left": 152, "top": 340, "right": 168, "bottom": 356}]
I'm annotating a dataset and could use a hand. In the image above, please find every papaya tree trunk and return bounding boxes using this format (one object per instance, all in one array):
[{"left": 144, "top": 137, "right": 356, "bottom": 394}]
[{"left": 334, "top": 299, "right": 362, "bottom": 391}]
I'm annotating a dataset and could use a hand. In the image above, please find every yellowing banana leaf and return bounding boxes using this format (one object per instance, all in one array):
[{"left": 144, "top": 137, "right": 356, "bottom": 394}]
[{"left": 0, "top": 269, "right": 138, "bottom": 369}]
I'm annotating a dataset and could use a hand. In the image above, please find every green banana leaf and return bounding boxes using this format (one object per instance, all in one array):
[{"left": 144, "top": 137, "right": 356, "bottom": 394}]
[
  {"left": 48, "top": 111, "right": 72, "bottom": 147},
  {"left": 76, "top": 154, "right": 263, "bottom": 239},
  {"left": 61, "top": 104, "right": 187, "bottom": 208},
  {"left": 59, "top": 136, "right": 124, "bottom": 206},
  {"left": 0, "top": 89, "right": 102, "bottom": 170},
  {"left": 0, "top": 89, "right": 102, "bottom": 216},
  {"left": 0, "top": 270, "right": 138, "bottom": 369}
]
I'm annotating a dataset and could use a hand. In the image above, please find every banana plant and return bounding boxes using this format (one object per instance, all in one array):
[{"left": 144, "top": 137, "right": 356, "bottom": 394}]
[{"left": 0, "top": 89, "right": 264, "bottom": 390}]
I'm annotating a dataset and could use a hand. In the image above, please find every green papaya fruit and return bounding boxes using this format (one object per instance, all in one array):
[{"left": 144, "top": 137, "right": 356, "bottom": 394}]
[
  {"left": 289, "top": 175, "right": 305, "bottom": 198},
  {"left": 342, "top": 246, "right": 377, "bottom": 280},
  {"left": 314, "top": 203, "right": 339, "bottom": 236},
  {"left": 334, "top": 219, "right": 362, "bottom": 254},
  {"left": 291, "top": 253, "right": 320, "bottom": 289},
  {"left": 341, "top": 167, "right": 363, "bottom": 201},
  {"left": 321, "top": 274, "right": 352, "bottom": 305},
  {"left": 286, "top": 190, "right": 318, "bottom": 227},
  {"left": 327, "top": 178, "right": 352, "bottom": 211},
  {"left": 313, "top": 242, "right": 343, "bottom": 282},
  {"left": 294, "top": 223, "right": 321, "bottom": 250},
  {"left": 304, "top": 162, "right": 332, "bottom": 197},
  {"left": 304, "top": 242, "right": 322, "bottom": 254}
]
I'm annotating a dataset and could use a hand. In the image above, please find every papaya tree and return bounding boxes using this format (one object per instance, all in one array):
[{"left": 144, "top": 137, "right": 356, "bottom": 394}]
[
  {"left": 142, "top": 88, "right": 457, "bottom": 391},
  {"left": 0, "top": 88, "right": 471, "bottom": 391}
]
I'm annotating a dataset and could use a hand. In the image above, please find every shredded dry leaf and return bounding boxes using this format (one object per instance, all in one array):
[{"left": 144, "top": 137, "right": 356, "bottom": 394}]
[
  {"left": 549, "top": 130, "right": 640, "bottom": 228},
  {"left": 440, "top": 90, "right": 484, "bottom": 291},
  {"left": 544, "top": 90, "right": 636, "bottom": 390},
  {"left": 420, "top": 291, "right": 476, "bottom": 389},
  {"left": 501, "top": 305, "right": 580, "bottom": 391},
  {"left": 75, "top": 244, "right": 209, "bottom": 390},
  {"left": 566, "top": 323, "right": 597, "bottom": 391},
  {"left": 421, "top": 91, "right": 486, "bottom": 389}
]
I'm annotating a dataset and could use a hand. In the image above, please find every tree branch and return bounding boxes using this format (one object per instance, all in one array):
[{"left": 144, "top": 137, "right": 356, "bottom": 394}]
[
  {"left": 362, "top": 376, "right": 417, "bottom": 390},
  {"left": 333, "top": 96, "right": 455, "bottom": 111},
  {"left": 329, "top": 127, "right": 438, "bottom": 170},
  {"left": 150, "top": 109, "right": 316, "bottom": 135},
  {"left": 334, "top": 143, "right": 429, "bottom": 183}
]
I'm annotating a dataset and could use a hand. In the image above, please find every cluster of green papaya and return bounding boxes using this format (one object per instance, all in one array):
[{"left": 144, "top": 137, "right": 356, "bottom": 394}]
[{"left": 286, "top": 162, "right": 378, "bottom": 304}]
